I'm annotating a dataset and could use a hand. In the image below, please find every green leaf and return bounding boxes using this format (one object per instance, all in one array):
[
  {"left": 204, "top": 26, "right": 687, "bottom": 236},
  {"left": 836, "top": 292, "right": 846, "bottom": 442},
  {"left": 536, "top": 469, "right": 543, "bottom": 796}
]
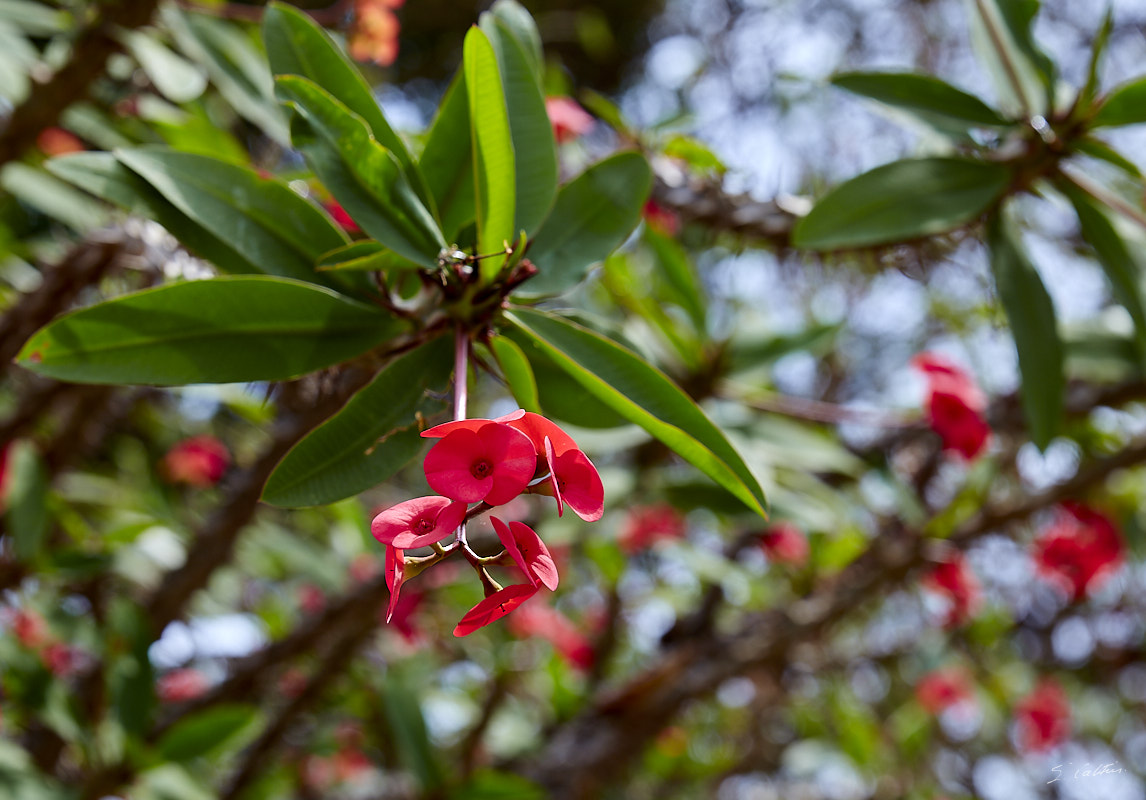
[
  {"left": 156, "top": 705, "right": 258, "bottom": 762},
  {"left": 420, "top": 68, "right": 475, "bottom": 242},
  {"left": 316, "top": 240, "right": 420, "bottom": 273},
  {"left": 524, "top": 152, "right": 653, "bottom": 296},
  {"left": 1069, "top": 137, "right": 1142, "bottom": 178},
  {"left": 511, "top": 337, "right": 628, "bottom": 428},
  {"left": 0, "top": 163, "right": 109, "bottom": 231},
  {"left": 489, "top": 335, "right": 540, "bottom": 412},
  {"left": 480, "top": 13, "right": 558, "bottom": 237},
  {"left": 464, "top": 27, "right": 516, "bottom": 278},
  {"left": 1061, "top": 182, "right": 1146, "bottom": 365},
  {"left": 16, "top": 276, "right": 404, "bottom": 386},
  {"left": 645, "top": 228, "right": 706, "bottom": 331},
  {"left": 3, "top": 440, "right": 49, "bottom": 563},
  {"left": 262, "top": 336, "right": 452, "bottom": 507},
  {"left": 489, "top": 0, "right": 543, "bottom": 75},
  {"left": 792, "top": 157, "right": 1011, "bottom": 250},
  {"left": 662, "top": 134, "right": 727, "bottom": 175},
  {"left": 276, "top": 75, "right": 446, "bottom": 266},
  {"left": 115, "top": 147, "right": 349, "bottom": 283},
  {"left": 968, "top": 0, "right": 1053, "bottom": 116},
  {"left": 162, "top": 6, "right": 288, "bottom": 144},
  {"left": 987, "top": 212, "right": 1064, "bottom": 448},
  {"left": 454, "top": 771, "right": 547, "bottom": 800},
  {"left": 1079, "top": 8, "right": 1113, "bottom": 111},
  {"left": 506, "top": 308, "right": 767, "bottom": 516},
  {"left": 831, "top": 71, "right": 1012, "bottom": 131},
  {"left": 1093, "top": 77, "right": 1146, "bottom": 128},
  {"left": 119, "top": 29, "right": 208, "bottom": 104},
  {"left": 47, "top": 153, "right": 272, "bottom": 277},
  {"left": 382, "top": 675, "right": 441, "bottom": 790},
  {"left": 261, "top": 2, "right": 432, "bottom": 210},
  {"left": 0, "top": 0, "right": 68, "bottom": 34}
]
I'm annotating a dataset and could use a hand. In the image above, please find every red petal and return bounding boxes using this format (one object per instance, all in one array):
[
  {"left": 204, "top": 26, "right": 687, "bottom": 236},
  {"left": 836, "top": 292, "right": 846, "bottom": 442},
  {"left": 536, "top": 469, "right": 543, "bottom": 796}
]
[
  {"left": 493, "top": 517, "right": 559, "bottom": 591},
  {"left": 372, "top": 496, "right": 461, "bottom": 548},
  {"left": 384, "top": 545, "right": 404, "bottom": 623},
  {"left": 421, "top": 410, "right": 526, "bottom": 438},
  {"left": 480, "top": 423, "right": 536, "bottom": 505},
  {"left": 544, "top": 437, "right": 564, "bottom": 517},
  {"left": 453, "top": 583, "right": 538, "bottom": 637},
  {"left": 424, "top": 429, "right": 493, "bottom": 502},
  {"left": 553, "top": 448, "right": 604, "bottom": 522},
  {"left": 506, "top": 412, "right": 578, "bottom": 456}
]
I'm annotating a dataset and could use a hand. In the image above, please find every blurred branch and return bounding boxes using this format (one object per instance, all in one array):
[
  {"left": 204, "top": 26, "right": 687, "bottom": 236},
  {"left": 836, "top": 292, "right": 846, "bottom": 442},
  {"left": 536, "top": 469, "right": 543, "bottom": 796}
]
[
  {"left": 174, "top": 0, "right": 352, "bottom": 25},
  {"left": 651, "top": 172, "right": 797, "bottom": 247},
  {"left": 0, "top": 0, "right": 160, "bottom": 165}
]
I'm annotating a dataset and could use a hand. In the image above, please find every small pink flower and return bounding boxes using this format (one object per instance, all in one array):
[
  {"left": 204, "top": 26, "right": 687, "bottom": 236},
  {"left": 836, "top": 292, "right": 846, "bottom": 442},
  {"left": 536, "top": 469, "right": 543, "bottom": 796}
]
[
  {"left": 157, "top": 668, "right": 209, "bottom": 703},
  {"left": 545, "top": 96, "right": 594, "bottom": 144},
  {"left": 1033, "top": 502, "right": 1124, "bottom": 601},
  {"left": 492, "top": 516, "right": 558, "bottom": 591},
  {"left": 423, "top": 423, "right": 535, "bottom": 505},
  {"left": 371, "top": 496, "right": 467, "bottom": 550},
  {"left": 541, "top": 437, "right": 604, "bottom": 522},
  {"left": 915, "top": 667, "right": 974, "bottom": 715},
  {"left": 508, "top": 603, "right": 594, "bottom": 670},
  {"left": 453, "top": 583, "right": 538, "bottom": 637},
  {"left": 922, "top": 554, "right": 982, "bottom": 628},
  {"left": 619, "top": 504, "right": 686, "bottom": 553},
  {"left": 384, "top": 544, "right": 405, "bottom": 623},
  {"left": 43, "top": 643, "right": 82, "bottom": 677},
  {"left": 758, "top": 523, "right": 809, "bottom": 566},
  {"left": 324, "top": 199, "right": 360, "bottom": 233},
  {"left": 163, "top": 436, "right": 230, "bottom": 487},
  {"left": 1014, "top": 679, "right": 1071, "bottom": 753}
]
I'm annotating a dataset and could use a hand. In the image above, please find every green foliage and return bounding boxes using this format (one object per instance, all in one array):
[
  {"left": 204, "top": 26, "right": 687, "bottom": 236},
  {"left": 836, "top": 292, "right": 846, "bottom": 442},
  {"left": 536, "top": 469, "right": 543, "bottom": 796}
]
[{"left": 831, "top": 71, "right": 1012, "bottom": 132}]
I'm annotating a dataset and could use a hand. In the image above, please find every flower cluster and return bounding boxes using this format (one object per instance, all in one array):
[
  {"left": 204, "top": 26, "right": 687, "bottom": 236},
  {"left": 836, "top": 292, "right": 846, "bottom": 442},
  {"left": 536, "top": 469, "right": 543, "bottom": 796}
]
[
  {"left": 163, "top": 435, "right": 230, "bottom": 487},
  {"left": 349, "top": 0, "right": 402, "bottom": 67},
  {"left": 1033, "top": 502, "right": 1124, "bottom": 601},
  {"left": 758, "top": 522, "right": 809, "bottom": 567},
  {"left": 1013, "top": 678, "right": 1071, "bottom": 753},
  {"left": 915, "top": 667, "right": 975, "bottom": 716},
  {"left": 2, "top": 607, "right": 87, "bottom": 678},
  {"left": 371, "top": 410, "right": 603, "bottom": 637},
  {"left": 922, "top": 553, "right": 982, "bottom": 628},
  {"left": 912, "top": 352, "right": 991, "bottom": 460}
]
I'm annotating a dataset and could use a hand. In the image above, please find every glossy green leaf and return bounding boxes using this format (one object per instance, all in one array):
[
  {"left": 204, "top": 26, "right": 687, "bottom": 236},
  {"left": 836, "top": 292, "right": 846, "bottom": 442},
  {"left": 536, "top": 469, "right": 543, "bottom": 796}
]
[
  {"left": 831, "top": 71, "right": 1012, "bottom": 130},
  {"left": 489, "top": 335, "right": 540, "bottom": 412},
  {"left": 316, "top": 240, "right": 420, "bottom": 273},
  {"left": 480, "top": 13, "right": 558, "bottom": 237},
  {"left": 115, "top": 147, "right": 349, "bottom": 282},
  {"left": 262, "top": 2, "right": 432, "bottom": 210},
  {"left": 1093, "top": 77, "right": 1146, "bottom": 128},
  {"left": 987, "top": 213, "right": 1063, "bottom": 448},
  {"left": 3, "top": 440, "right": 48, "bottom": 563},
  {"left": 262, "top": 337, "right": 452, "bottom": 507},
  {"left": 506, "top": 308, "right": 767, "bottom": 516},
  {"left": 792, "top": 157, "right": 1011, "bottom": 250},
  {"left": 47, "top": 153, "right": 271, "bottom": 277},
  {"left": 489, "top": 0, "right": 542, "bottom": 74},
  {"left": 276, "top": 75, "right": 446, "bottom": 266},
  {"left": 1062, "top": 183, "right": 1146, "bottom": 364},
  {"left": 464, "top": 27, "right": 516, "bottom": 277},
  {"left": 524, "top": 152, "right": 653, "bottom": 296},
  {"left": 16, "top": 277, "right": 404, "bottom": 386},
  {"left": 157, "top": 704, "right": 258, "bottom": 762},
  {"left": 508, "top": 335, "right": 629, "bottom": 428},
  {"left": 662, "top": 134, "right": 727, "bottom": 175},
  {"left": 420, "top": 69, "right": 475, "bottom": 242},
  {"left": 119, "top": 29, "right": 207, "bottom": 104}
]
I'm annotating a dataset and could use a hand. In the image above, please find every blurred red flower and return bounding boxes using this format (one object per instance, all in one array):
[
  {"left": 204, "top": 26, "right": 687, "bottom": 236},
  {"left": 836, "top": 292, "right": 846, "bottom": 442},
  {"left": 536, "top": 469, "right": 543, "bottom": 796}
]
[
  {"left": 163, "top": 436, "right": 230, "bottom": 487},
  {"left": 508, "top": 602, "right": 595, "bottom": 670},
  {"left": 1033, "top": 502, "right": 1124, "bottom": 601},
  {"left": 42, "top": 643, "right": 83, "bottom": 677},
  {"left": 643, "top": 199, "right": 681, "bottom": 237},
  {"left": 619, "top": 503, "right": 686, "bottom": 553},
  {"left": 759, "top": 523, "right": 809, "bottom": 567},
  {"left": 11, "top": 609, "right": 49, "bottom": 650},
  {"left": 157, "top": 668, "right": 209, "bottom": 703},
  {"left": 36, "top": 127, "right": 83, "bottom": 157},
  {"left": 912, "top": 352, "right": 991, "bottom": 460},
  {"left": 545, "top": 96, "right": 594, "bottom": 144},
  {"left": 298, "top": 584, "right": 326, "bottom": 615},
  {"left": 324, "top": 199, "right": 360, "bottom": 233},
  {"left": 915, "top": 667, "right": 974, "bottom": 715},
  {"left": 922, "top": 554, "right": 982, "bottom": 627},
  {"left": 1014, "top": 679, "right": 1071, "bottom": 753},
  {"left": 349, "top": 0, "right": 402, "bottom": 66}
]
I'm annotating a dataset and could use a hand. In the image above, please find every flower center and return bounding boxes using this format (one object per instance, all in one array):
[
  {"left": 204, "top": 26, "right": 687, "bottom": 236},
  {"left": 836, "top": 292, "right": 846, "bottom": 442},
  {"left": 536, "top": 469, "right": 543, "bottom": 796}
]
[
  {"left": 416, "top": 517, "right": 435, "bottom": 534},
  {"left": 470, "top": 459, "right": 493, "bottom": 480}
]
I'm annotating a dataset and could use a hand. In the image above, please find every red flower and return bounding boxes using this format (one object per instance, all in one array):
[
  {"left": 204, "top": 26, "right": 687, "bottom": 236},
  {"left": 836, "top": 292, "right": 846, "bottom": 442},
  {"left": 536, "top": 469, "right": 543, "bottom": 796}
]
[
  {"left": 42, "top": 643, "right": 82, "bottom": 677},
  {"left": 492, "top": 516, "right": 558, "bottom": 591},
  {"left": 541, "top": 437, "right": 604, "bottom": 522},
  {"left": 1014, "top": 679, "right": 1071, "bottom": 753},
  {"left": 298, "top": 584, "right": 326, "bottom": 615},
  {"left": 453, "top": 583, "right": 538, "bottom": 637},
  {"left": 912, "top": 352, "right": 991, "bottom": 460},
  {"left": 163, "top": 436, "right": 230, "bottom": 487},
  {"left": 507, "top": 603, "right": 595, "bottom": 670},
  {"left": 619, "top": 503, "right": 686, "bottom": 553},
  {"left": 423, "top": 423, "right": 535, "bottom": 505},
  {"left": 915, "top": 668, "right": 974, "bottom": 715},
  {"left": 643, "top": 199, "right": 681, "bottom": 237},
  {"left": 545, "top": 96, "right": 594, "bottom": 144},
  {"left": 759, "top": 523, "right": 809, "bottom": 566},
  {"left": 11, "top": 609, "right": 49, "bottom": 649},
  {"left": 1033, "top": 502, "right": 1124, "bottom": 601},
  {"left": 349, "top": 0, "right": 402, "bottom": 66},
  {"left": 324, "top": 199, "right": 360, "bottom": 233},
  {"left": 349, "top": 553, "right": 379, "bottom": 583},
  {"left": 157, "top": 668, "right": 209, "bottom": 703},
  {"left": 922, "top": 554, "right": 982, "bottom": 627},
  {"left": 371, "top": 496, "right": 467, "bottom": 550},
  {"left": 387, "top": 587, "right": 424, "bottom": 643},
  {"left": 384, "top": 544, "right": 405, "bottom": 623},
  {"left": 36, "top": 127, "right": 83, "bottom": 157}
]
